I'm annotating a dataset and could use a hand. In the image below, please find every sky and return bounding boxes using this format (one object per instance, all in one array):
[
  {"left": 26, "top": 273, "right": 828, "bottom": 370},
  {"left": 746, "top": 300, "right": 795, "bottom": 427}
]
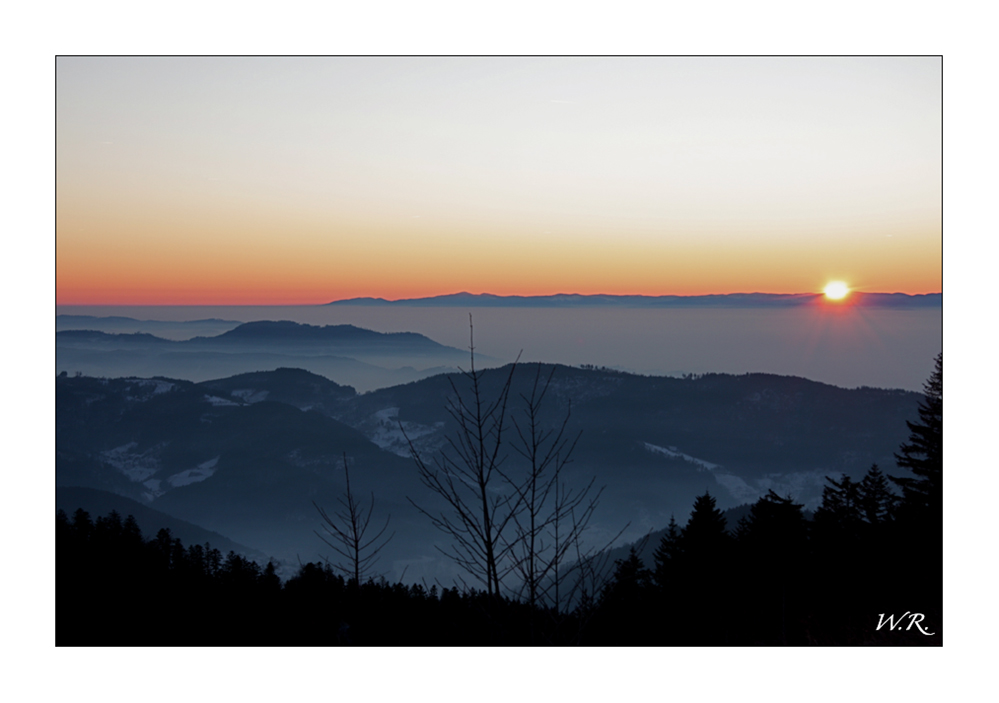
[{"left": 56, "top": 56, "right": 942, "bottom": 305}]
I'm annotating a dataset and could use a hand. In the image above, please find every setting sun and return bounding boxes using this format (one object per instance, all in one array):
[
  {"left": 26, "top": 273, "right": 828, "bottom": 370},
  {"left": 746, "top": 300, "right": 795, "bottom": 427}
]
[{"left": 824, "top": 281, "right": 850, "bottom": 300}]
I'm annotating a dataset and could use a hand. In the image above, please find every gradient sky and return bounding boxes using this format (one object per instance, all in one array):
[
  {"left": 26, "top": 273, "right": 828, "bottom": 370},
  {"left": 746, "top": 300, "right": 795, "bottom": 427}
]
[{"left": 56, "top": 57, "right": 942, "bottom": 305}]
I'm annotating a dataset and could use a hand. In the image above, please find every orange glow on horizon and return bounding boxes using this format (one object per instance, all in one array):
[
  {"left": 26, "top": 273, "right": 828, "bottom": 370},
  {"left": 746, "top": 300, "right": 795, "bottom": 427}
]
[
  {"left": 56, "top": 222, "right": 942, "bottom": 305},
  {"left": 56, "top": 283, "right": 943, "bottom": 307}
]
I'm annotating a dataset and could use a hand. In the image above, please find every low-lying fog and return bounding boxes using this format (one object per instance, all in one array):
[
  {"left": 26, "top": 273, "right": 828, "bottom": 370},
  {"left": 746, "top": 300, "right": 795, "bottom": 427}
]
[{"left": 58, "top": 304, "right": 941, "bottom": 392}]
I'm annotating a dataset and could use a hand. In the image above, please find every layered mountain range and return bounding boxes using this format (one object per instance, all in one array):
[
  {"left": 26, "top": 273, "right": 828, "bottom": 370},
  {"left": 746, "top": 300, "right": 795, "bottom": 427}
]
[
  {"left": 56, "top": 320, "right": 476, "bottom": 392},
  {"left": 56, "top": 362, "right": 923, "bottom": 585}
]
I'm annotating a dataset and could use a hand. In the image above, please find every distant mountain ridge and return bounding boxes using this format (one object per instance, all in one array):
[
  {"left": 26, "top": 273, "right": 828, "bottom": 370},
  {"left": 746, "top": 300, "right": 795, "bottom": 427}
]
[
  {"left": 205, "top": 320, "right": 454, "bottom": 350},
  {"left": 58, "top": 315, "right": 236, "bottom": 326},
  {"left": 326, "top": 291, "right": 942, "bottom": 308},
  {"left": 57, "top": 315, "right": 243, "bottom": 341},
  {"left": 56, "top": 321, "right": 476, "bottom": 391},
  {"left": 57, "top": 320, "right": 465, "bottom": 353},
  {"left": 57, "top": 330, "right": 171, "bottom": 344}
]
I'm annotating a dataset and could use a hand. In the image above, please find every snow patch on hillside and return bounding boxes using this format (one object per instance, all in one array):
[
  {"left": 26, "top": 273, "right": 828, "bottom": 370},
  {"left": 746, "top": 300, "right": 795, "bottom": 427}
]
[
  {"left": 167, "top": 456, "right": 220, "bottom": 487},
  {"left": 232, "top": 389, "right": 269, "bottom": 403},
  {"left": 142, "top": 479, "right": 164, "bottom": 500},
  {"left": 711, "top": 473, "right": 760, "bottom": 504},
  {"left": 367, "top": 407, "right": 444, "bottom": 457},
  {"left": 204, "top": 395, "right": 240, "bottom": 407},
  {"left": 101, "top": 442, "right": 165, "bottom": 482},
  {"left": 643, "top": 442, "right": 719, "bottom": 471}
]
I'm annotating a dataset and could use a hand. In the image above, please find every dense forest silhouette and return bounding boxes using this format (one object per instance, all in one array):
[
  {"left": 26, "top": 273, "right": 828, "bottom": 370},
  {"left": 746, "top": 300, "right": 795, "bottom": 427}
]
[{"left": 56, "top": 354, "right": 941, "bottom": 646}]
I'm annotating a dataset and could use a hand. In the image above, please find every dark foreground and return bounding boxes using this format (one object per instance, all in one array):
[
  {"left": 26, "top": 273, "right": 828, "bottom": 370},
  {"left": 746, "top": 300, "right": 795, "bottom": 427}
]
[
  {"left": 57, "top": 355, "right": 942, "bottom": 646},
  {"left": 56, "top": 484, "right": 941, "bottom": 646}
]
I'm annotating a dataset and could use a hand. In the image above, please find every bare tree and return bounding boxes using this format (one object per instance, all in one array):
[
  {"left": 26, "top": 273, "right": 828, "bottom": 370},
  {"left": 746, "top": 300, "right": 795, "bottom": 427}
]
[
  {"left": 314, "top": 453, "right": 394, "bottom": 586},
  {"left": 405, "top": 317, "right": 619, "bottom": 621},
  {"left": 506, "top": 362, "right": 603, "bottom": 611},
  {"left": 405, "top": 317, "right": 523, "bottom": 597}
]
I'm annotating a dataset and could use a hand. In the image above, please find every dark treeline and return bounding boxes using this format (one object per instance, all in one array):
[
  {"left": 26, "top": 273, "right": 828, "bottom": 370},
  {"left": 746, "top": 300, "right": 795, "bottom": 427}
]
[
  {"left": 55, "top": 468, "right": 939, "bottom": 646},
  {"left": 56, "top": 355, "right": 941, "bottom": 646},
  {"left": 582, "top": 354, "right": 941, "bottom": 646},
  {"left": 584, "top": 467, "right": 939, "bottom": 645},
  {"left": 56, "top": 508, "right": 587, "bottom": 645}
]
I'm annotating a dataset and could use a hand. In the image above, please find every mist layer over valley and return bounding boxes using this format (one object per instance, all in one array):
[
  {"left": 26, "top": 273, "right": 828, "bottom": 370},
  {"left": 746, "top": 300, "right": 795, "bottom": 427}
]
[{"left": 58, "top": 299, "right": 941, "bottom": 392}]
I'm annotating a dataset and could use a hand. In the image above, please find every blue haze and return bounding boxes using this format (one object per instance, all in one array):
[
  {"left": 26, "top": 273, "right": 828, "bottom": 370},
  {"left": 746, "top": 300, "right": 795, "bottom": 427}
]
[{"left": 57, "top": 304, "right": 941, "bottom": 392}]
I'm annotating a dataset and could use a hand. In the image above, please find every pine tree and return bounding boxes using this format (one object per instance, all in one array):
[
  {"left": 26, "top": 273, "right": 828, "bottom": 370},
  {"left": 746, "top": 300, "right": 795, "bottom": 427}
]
[
  {"left": 262, "top": 561, "right": 282, "bottom": 594},
  {"left": 889, "top": 353, "right": 942, "bottom": 624},
  {"left": 602, "top": 547, "right": 652, "bottom": 600},
  {"left": 735, "top": 490, "right": 808, "bottom": 644},
  {"left": 681, "top": 491, "right": 730, "bottom": 554},
  {"left": 122, "top": 515, "right": 144, "bottom": 546},
  {"left": 858, "top": 464, "right": 899, "bottom": 525},
  {"left": 679, "top": 491, "right": 732, "bottom": 586},
  {"left": 812, "top": 474, "right": 863, "bottom": 536},
  {"left": 595, "top": 547, "right": 654, "bottom": 644},
  {"left": 72, "top": 508, "right": 93, "bottom": 541},
  {"left": 652, "top": 515, "right": 681, "bottom": 591},
  {"left": 670, "top": 492, "right": 732, "bottom": 644},
  {"left": 736, "top": 490, "right": 808, "bottom": 558},
  {"left": 891, "top": 352, "right": 942, "bottom": 521}
]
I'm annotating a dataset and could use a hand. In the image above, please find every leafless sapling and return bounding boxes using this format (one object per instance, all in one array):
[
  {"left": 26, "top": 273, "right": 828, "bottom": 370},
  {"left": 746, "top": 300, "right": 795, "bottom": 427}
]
[
  {"left": 314, "top": 453, "right": 394, "bottom": 587},
  {"left": 502, "top": 362, "right": 635, "bottom": 636},
  {"left": 404, "top": 316, "right": 524, "bottom": 597},
  {"left": 505, "top": 362, "right": 596, "bottom": 610}
]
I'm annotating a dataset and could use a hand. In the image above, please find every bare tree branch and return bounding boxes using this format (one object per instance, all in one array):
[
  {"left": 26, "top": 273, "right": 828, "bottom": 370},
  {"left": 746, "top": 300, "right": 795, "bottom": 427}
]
[
  {"left": 405, "top": 323, "right": 616, "bottom": 629},
  {"left": 314, "top": 452, "right": 394, "bottom": 586},
  {"left": 404, "top": 315, "right": 524, "bottom": 596}
]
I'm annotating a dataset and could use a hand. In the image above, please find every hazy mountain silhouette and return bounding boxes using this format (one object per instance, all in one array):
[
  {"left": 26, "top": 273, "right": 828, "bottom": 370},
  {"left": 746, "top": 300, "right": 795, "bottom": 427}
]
[
  {"left": 57, "top": 315, "right": 242, "bottom": 339},
  {"left": 56, "top": 321, "right": 477, "bottom": 391},
  {"left": 199, "top": 321, "right": 466, "bottom": 355},
  {"left": 326, "top": 291, "right": 941, "bottom": 308}
]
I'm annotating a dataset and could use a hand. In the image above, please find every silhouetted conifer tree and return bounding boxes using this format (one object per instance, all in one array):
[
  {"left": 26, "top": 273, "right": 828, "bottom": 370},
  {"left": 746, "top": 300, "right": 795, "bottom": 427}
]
[
  {"left": 680, "top": 492, "right": 730, "bottom": 558},
  {"left": 888, "top": 353, "right": 943, "bottom": 635},
  {"left": 858, "top": 464, "right": 899, "bottom": 526},
  {"left": 652, "top": 515, "right": 681, "bottom": 592},
  {"left": 72, "top": 508, "right": 92, "bottom": 541},
  {"left": 122, "top": 514, "right": 143, "bottom": 545},
  {"left": 812, "top": 474, "right": 863, "bottom": 538},
  {"left": 674, "top": 492, "right": 732, "bottom": 644},
  {"left": 735, "top": 490, "right": 808, "bottom": 644},
  {"left": 603, "top": 548, "right": 652, "bottom": 599},
  {"left": 593, "top": 547, "right": 653, "bottom": 644},
  {"left": 262, "top": 561, "right": 281, "bottom": 593},
  {"left": 892, "top": 352, "right": 942, "bottom": 523}
]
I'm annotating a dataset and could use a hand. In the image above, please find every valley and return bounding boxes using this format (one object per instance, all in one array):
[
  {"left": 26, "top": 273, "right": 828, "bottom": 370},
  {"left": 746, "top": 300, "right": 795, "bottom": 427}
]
[{"left": 56, "top": 359, "right": 923, "bottom": 586}]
